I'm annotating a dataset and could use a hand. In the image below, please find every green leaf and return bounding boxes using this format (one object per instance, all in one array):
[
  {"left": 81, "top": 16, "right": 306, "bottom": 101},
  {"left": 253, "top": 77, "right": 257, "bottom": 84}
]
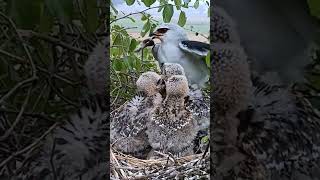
[
  {"left": 141, "top": 20, "right": 151, "bottom": 37},
  {"left": 112, "top": 34, "right": 122, "bottom": 46},
  {"left": 201, "top": 136, "right": 209, "bottom": 143},
  {"left": 205, "top": 52, "right": 210, "bottom": 68},
  {"left": 174, "top": 0, "right": 181, "bottom": 10},
  {"left": 135, "top": 57, "right": 142, "bottom": 71},
  {"left": 178, "top": 11, "right": 186, "bottom": 27},
  {"left": 113, "top": 60, "right": 123, "bottom": 71},
  {"left": 127, "top": 56, "right": 136, "bottom": 69},
  {"left": 126, "top": 0, "right": 135, "bottom": 6},
  {"left": 162, "top": 4, "right": 174, "bottom": 23},
  {"left": 307, "top": 0, "right": 320, "bottom": 19},
  {"left": 129, "top": 39, "right": 138, "bottom": 52},
  {"left": 194, "top": 0, "right": 199, "bottom": 9},
  {"left": 150, "top": 24, "right": 157, "bottom": 35},
  {"left": 142, "top": 0, "right": 156, "bottom": 7},
  {"left": 141, "top": 14, "right": 148, "bottom": 21}
]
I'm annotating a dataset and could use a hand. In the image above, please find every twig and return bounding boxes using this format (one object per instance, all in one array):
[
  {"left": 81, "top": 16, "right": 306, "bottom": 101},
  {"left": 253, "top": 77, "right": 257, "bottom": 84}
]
[
  {"left": 17, "top": 30, "right": 90, "bottom": 55},
  {"left": 49, "top": 138, "right": 58, "bottom": 180},
  {"left": 47, "top": 78, "right": 79, "bottom": 107},
  {"left": 0, "top": 122, "right": 59, "bottom": 168},
  {"left": 111, "top": 149, "right": 128, "bottom": 179},
  {"left": 0, "top": 76, "right": 37, "bottom": 105},
  {"left": 0, "top": 87, "right": 32, "bottom": 141},
  {"left": 111, "top": 5, "right": 163, "bottom": 24},
  {"left": 0, "top": 11, "right": 37, "bottom": 76},
  {"left": 0, "top": 108, "right": 55, "bottom": 122},
  {"left": 111, "top": 4, "right": 194, "bottom": 24},
  {"left": 0, "top": 49, "right": 26, "bottom": 64}
]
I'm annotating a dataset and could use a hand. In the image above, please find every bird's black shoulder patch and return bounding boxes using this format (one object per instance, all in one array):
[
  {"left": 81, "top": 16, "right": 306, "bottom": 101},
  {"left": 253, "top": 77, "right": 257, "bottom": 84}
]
[{"left": 180, "top": 41, "right": 210, "bottom": 52}]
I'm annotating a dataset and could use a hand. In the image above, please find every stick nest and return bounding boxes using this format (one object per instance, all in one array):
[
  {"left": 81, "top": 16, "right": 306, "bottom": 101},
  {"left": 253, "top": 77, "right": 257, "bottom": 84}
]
[{"left": 110, "top": 148, "right": 210, "bottom": 179}]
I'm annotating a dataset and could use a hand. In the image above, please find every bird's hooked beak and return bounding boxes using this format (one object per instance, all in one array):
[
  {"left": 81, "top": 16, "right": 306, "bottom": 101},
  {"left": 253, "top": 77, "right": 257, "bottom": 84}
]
[
  {"left": 134, "top": 38, "right": 155, "bottom": 52},
  {"left": 149, "top": 31, "right": 164, "bottom": 41}
]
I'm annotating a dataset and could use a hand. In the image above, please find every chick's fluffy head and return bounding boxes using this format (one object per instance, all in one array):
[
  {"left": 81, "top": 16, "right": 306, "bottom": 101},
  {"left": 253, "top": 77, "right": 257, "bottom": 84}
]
[
  {"left": 136, "top": 72, "right": 163, "bottom": 96},
  {"left": 165, "top": 75, "right": 189, "bottom": 98}
]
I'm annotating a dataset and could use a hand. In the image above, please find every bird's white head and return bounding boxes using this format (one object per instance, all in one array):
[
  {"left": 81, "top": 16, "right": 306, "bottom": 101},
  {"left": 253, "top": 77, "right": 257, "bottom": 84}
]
[
  {"left": 150, "top": 23, "right": 188, "bottom": 43},
  {"left": 136, "top": 71, "right": 164, "bottom": 96},
  {"left": 165, "top": 75, "right": 189, "bottom": 98}
]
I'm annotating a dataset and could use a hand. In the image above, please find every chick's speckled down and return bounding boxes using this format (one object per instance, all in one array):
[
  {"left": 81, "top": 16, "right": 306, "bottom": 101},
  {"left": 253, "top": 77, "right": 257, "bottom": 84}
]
[
  {"left": 111, "top": 72, "right": 163, "bottom": 157},
  {"left": 147, "top": 75, "right": 198, "bottom": 157}
]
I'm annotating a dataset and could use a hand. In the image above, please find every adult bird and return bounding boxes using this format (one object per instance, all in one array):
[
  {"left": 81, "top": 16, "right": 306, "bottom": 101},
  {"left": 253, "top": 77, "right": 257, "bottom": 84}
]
[{"left": 149, "top": 23, "right": 210, "bottom": 89}]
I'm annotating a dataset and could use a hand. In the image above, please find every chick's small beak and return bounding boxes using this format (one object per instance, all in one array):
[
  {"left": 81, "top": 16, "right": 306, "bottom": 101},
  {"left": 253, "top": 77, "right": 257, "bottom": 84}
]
[{"left": 157, "top": 77, "right": 166, "bottom": 97}]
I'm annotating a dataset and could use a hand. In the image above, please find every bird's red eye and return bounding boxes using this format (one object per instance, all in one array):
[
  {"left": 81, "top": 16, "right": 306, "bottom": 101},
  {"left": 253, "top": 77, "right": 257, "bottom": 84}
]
[{"left": 157, "top": 28, "right": 169, "bottom": 34}]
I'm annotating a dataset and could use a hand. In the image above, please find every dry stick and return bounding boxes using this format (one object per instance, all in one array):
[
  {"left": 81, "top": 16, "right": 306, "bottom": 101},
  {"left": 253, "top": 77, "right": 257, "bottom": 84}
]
[
  {"left": 0, "top": 122, "right": 59, "bottom": 169},
  {"left": 111, "top": 149, "right": 128, "bottom": 179},
  {"left": 0, "top": 76, "right": 36, "bottom": 105},
  {"left": 0, "top": 49, "right": 26, "bottom": 64},
  {"left": 0, "top": 87, "right": 32, "bottom": 141},
  {"left": 0, "top": 50, "right": 79, "bottom": 87},
  {"left": 111, "top": 5, "right": 193, "bottom": 24},
  {"left": 110, "top": 149, "right": 122, "bottom": 179},
  {"left": 17, "top": 30, "right": 90, "bottom": 55},
  {"left": 111, "top": 5, "right": 163, "bottom": 24},
  {"left": 0, "top": 12, "right": 38, "bottom": 105},
  {"left": 0, "top": 12, "right": 36, "bottom": 76},
  {"left": 49, "top": 138, "right": 58, "bottom": 180}
]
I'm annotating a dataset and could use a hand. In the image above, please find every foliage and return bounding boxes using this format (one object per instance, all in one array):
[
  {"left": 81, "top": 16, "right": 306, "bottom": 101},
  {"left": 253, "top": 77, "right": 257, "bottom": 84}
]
[
  {"left": 110, "top": 0, "right": 210, "bottom": 109},
  {"left": 308, "top": 0, "right": 320, "bottom": 19}
]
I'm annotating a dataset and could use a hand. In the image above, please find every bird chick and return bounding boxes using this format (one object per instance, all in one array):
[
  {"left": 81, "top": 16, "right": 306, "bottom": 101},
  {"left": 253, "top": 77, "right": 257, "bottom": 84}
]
[
  {"left": 162, "top": 63, "right": 210, "bottom": 130},
  {"left": 212, "top": 44, "right": 252, "bottom": 129},
  {"left": 111, "top": 72, "right": 164, "bottom": 158},
  {"left": 23, "top": 98, "right": 108, "bottom": 179},
  {"left": 84, "top": 39, "right": 108, "bottom": 97},
  {"left": 147, "top": 75, "right": 198, "bottom": 157},
  {"left": 161, "top": 63, "right": 185, "bottom": 80},
  {"left": 212, "top": 6, "right": 240, "bottom": 44},
  {"left": 238, "top": 73, "right": 320, "bottom": 179}
]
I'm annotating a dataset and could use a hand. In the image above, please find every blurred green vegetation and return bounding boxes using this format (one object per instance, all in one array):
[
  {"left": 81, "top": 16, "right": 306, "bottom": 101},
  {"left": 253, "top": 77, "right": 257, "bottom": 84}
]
[{"left": 110, "top": 0, "right": 210, "bottom": 109}]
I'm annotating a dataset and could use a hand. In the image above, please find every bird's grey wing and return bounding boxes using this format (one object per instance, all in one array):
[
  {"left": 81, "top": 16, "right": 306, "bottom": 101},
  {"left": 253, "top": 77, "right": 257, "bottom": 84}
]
[{"left": 179, "top": 41, "right": 210, "bottom": 57}]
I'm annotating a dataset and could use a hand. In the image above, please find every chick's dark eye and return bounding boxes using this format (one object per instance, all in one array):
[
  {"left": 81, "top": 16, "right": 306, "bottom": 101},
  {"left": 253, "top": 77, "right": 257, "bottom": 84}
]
[{"left": 157, "top": 28, "right": 169, "bottom": 33}]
